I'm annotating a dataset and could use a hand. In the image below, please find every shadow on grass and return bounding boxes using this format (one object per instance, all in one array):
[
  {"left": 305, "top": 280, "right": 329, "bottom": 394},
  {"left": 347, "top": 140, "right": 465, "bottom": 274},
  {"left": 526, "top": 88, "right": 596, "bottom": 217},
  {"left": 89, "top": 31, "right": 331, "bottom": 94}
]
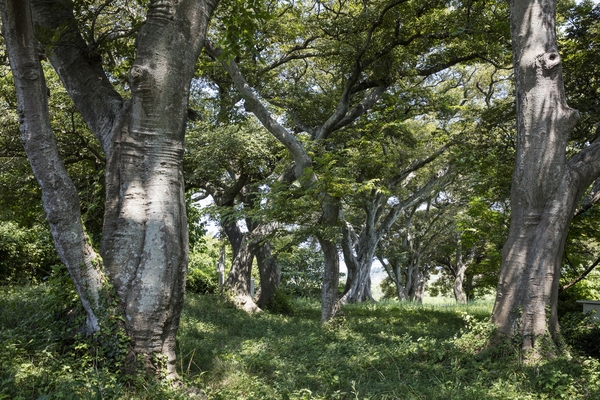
[{"left": 177, "top": 294, "right": 600, "bottom": 399}]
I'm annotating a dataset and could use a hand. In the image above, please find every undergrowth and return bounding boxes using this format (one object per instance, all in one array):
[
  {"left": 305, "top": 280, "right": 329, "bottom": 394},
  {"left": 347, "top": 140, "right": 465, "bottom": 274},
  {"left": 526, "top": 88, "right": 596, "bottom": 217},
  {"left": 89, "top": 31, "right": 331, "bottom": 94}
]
[{"left": 2, "top": 284, "right": 600, "bottom": 399}]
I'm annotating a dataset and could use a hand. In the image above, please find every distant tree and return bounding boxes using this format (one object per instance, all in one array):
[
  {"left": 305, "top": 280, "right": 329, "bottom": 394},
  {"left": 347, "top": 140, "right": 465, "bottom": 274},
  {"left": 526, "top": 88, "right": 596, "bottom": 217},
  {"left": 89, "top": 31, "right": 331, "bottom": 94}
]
[{"left": 207, "top": 0, "right": 508, "bottom": 321}]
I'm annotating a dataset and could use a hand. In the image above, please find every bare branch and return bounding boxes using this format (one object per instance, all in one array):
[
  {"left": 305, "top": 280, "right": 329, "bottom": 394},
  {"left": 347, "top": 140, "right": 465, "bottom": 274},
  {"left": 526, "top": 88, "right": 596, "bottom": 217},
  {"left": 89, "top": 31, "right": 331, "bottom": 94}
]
[
  {"left": 561, "top": 255, "right": 600, "bottom": 292},
  {"left": 205, "top": 41, "right": 313, "bottom": 180}
]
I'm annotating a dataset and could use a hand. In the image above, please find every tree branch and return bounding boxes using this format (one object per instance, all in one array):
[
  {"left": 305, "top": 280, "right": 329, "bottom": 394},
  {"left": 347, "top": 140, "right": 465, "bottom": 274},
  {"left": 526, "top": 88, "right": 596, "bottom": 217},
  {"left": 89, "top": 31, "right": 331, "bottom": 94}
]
[
  {"left": 31, "top": 0, "right": 124, "bottom": 157},
  {"left": 561, "top": 255, "right": 600, "bottom": 292},
  {"left": 205, "top": 42, "right": 313, "bottom": 180}
]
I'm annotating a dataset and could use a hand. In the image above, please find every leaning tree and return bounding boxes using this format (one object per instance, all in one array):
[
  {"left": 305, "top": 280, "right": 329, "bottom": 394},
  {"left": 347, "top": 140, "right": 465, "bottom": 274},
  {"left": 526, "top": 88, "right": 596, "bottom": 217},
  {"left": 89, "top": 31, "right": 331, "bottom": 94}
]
[{"left": 1, "top": 0, "right": 219, "bottom": 378}]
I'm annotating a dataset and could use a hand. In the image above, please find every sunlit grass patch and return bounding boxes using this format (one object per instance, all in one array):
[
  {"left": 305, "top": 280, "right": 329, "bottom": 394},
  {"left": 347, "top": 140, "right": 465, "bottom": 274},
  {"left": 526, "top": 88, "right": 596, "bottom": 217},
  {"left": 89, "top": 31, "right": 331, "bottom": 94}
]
[{"left": 2, "top": 286, "right": 600, "bottom": 399}]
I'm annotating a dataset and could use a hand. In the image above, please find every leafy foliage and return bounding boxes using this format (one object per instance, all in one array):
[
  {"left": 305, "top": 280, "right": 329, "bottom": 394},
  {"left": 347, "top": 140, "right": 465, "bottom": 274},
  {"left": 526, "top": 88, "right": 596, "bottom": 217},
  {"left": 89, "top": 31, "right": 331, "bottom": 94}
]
[
  {"left": 0, "top": 221, "right": 60, "bottom": 284},
  {"left": 276, "top": 239, "right": 325, "bottom": 299},
  {"left": 187, "top": 236, "right": 222, "bottom": 295}
]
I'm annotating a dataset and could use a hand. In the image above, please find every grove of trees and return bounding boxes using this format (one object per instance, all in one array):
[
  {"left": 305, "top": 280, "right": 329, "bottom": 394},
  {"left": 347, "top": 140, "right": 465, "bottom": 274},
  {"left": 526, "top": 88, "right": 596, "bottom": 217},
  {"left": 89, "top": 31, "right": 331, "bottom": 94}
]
[{"left": 2, "top": 0, "right": 600, "bottom": 382}]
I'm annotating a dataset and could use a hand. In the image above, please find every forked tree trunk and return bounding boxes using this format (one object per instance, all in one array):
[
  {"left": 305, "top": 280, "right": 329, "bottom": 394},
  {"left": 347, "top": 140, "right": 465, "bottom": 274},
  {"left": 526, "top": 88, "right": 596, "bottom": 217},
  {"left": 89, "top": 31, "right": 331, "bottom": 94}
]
[
  {"left": 7, "top": 0, "right": 219, "bottom": 379},
  {"left": 222, "top": 220, "right": 261, "bottom": 313},
  {"left": 256, "top": 242, "right": 281, "bottom": 309},
  {"left": 492, "top": 0, "right": 600, "bottom": 356},
  {"left": 340, "top": 221, "right": 376, "bottom": 303}
]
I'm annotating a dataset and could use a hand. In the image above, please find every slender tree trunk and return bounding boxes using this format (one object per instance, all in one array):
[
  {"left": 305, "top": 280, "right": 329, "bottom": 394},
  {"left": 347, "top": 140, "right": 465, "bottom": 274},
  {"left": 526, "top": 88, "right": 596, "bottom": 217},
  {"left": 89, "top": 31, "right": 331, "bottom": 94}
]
[
  {"left": 407, "top": 264, "right": 420, "bottom": 301},
  {"left": 453, "top": 252, "right": 468, "bottom": 304},
  {"left": 491, "top": 0, "right": 600, "bottom": 357},
  {"left": 1, "top": 0, "right": 106, "bottom": 334},
  {"left": 394, "top": 264, "right": 409, "bottom": 301},
  {"left": 319, "top": 196, "right": 341, "bottom": 323},
  {"left": 413, "top": 268, "right": 426, "bottom": 304}
]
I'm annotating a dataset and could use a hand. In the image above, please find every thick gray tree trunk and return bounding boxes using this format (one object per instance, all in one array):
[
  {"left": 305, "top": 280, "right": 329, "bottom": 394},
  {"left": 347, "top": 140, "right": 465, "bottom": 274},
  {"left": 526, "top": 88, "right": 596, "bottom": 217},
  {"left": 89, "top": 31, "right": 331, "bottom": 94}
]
[
  {"left": 5, "top": 0, "right": 219, "bottom": 378},
  {"left": 256, "top": 242, "right": 281, "bottom": 309},
  {"left": 341, "top": 218, "right": 376, "bottom": 303},
  {"left": 222, "top": 220, "right": 261, "bottom": 313},
  {"left": 492, "top": 0, "right": 600, "bottom": 356}
]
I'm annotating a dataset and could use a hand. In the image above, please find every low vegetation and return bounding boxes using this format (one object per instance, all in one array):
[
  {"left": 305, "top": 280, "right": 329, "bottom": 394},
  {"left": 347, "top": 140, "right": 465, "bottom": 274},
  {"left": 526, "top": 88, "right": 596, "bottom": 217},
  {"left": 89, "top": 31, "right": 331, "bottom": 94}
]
[{"left": 2, "top": 280, "right": 600, "bottom": 399}]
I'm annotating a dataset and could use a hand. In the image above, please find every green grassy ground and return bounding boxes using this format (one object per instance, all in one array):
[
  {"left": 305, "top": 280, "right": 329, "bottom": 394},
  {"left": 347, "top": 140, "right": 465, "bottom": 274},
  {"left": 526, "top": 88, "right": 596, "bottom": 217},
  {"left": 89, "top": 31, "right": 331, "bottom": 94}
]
[{"left": 1, "top": 285, "right": 600, "bottom": 399}]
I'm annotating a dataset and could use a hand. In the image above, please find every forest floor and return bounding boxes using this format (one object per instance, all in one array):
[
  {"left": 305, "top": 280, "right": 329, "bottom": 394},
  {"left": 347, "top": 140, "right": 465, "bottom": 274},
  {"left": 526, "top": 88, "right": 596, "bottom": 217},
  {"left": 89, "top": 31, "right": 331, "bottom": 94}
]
[{"left": 1, "top": 283, "right": 600, "bottom": 399}]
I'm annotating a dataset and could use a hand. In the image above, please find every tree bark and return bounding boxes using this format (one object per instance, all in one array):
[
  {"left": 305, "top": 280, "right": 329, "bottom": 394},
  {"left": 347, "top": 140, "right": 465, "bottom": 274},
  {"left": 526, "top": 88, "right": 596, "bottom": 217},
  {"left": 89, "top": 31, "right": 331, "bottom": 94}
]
[
  {"left": 453, "top": 247, "right": 474, "bottom": 304},
  {"left": 453, "top": 253, "right": 468, "bottom": 304},
  {"left": 1, "top": 0, "right": 105, "bottom": 334},
  {"left": 222, "top": 220, "right": 261, "bottom": 313},
  {"left": 413, "top": 268, "right": 427, "bottom": 304},
  {"left": 340, "top": 219, "right": 375, "bottom": 303},
  {"left": 492, "top": 0, "right": 600, "bottom": 357},
  {"left": 9, "top": 0, "right": 220, "bottom": 379},
  {"left": 256, "top": 242, "right": 281, "bottom": 309},
  {"left": 319, "top": 196, "right": 341, "bottom": 323}
]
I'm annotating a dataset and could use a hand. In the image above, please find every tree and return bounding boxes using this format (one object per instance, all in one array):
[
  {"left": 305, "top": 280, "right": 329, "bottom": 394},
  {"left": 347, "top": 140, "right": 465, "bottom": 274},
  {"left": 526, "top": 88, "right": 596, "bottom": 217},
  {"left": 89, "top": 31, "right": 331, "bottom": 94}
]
[
  {"left": 185, "top": 117, "right": 284, "bottom": 311},
  {"left": 207, "top": 0, "right": 508, "bottom": 321},
  {"left": 1, "top": 0, "right": 219, "bottom": 378},
  {"left": 491, "top": 0, "right": 600, "bottom": 356}
]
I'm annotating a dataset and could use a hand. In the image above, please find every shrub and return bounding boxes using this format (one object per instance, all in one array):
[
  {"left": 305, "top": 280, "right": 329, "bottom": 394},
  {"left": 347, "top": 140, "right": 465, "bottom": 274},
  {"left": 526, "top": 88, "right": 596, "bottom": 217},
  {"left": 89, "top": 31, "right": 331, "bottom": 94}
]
[
  {"left": 558, "top": 273, "right": 600, "bottom": 317},
  {"left": 264, "top": 288, "right": 294, "bottom": 315},
  {"left": 187, "top": 266, "right": 219, "bottom": 294},
  {"left": 560, "top": 311, "right": 600, "bottom": 358},
  {"left": 0, "top": 221, "right": 60, "bottom": 284},
  {"left": 186, "top": 236, "right": 222, "bottom": 294}
]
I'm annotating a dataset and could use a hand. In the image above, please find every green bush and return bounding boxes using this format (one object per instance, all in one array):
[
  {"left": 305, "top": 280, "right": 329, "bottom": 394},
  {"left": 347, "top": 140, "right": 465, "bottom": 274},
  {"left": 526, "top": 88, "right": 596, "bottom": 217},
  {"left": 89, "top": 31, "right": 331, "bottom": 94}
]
[
  {"left": 186, "top": 266, "right": 219, "bottom": 294},
  {"left": 0, "top": 221, "right": 60, "bottom": 284},
  {"left": 558, "top": 272, "right": 600, "bottom": 316},
  {"left": 264, "top": 288, "right": 294, "bottom": 315},
  {"left": 561, "top": 311, "right": 600, "bottom": 358}
]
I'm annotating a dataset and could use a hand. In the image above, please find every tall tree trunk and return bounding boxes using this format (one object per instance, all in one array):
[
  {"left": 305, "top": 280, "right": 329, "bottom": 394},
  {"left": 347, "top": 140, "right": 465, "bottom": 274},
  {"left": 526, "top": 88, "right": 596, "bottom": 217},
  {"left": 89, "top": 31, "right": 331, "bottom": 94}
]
[
  {"left": 394, "top": 264, "right": 409, "bottom": 301},
  {"left": 319, "top": 196, "right": 341, "bottom": 323},
  {"left": 256, "top": 242, "right": 281, "bottom": 309},
  {"left": 340, "top": 260, "right": 375, "bottom": 303},
  {"left": 224, "top": 235, "right": 260, "bottom": 313},
  {"left": 413, "top": 268, "right": 427, "bottom": 304},
  {"left": 491, "top": 0, "right": 600, "bottom": 357},
  {"left": 1, "top": 0, "right": 106, "bottom": 334},
  {"left": 222, "top": 220, "right": 260, "bottom": 313},
  {"left": 340, "top": 217, "right": 376, "bottom": 304},
  {"left": 453, "top": 251, "right": 469, "bottom": 304},
  {"left": 16, "top": 0, "right": 220, "bottom": 378}
]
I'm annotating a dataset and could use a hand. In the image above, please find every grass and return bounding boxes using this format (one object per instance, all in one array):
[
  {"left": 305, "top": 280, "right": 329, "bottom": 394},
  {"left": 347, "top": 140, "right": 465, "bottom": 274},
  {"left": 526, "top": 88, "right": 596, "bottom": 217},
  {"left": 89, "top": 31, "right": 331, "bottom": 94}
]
[{"left": 2, "top": 284, "right": 600, "bottom": 399}]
